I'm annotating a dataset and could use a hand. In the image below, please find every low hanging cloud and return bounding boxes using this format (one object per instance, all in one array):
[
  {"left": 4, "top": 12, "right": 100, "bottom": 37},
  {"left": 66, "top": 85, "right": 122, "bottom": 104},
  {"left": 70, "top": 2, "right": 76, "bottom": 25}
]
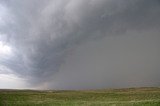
[{"left": 0, "top": 0, "right": 160, "bottom": 89}]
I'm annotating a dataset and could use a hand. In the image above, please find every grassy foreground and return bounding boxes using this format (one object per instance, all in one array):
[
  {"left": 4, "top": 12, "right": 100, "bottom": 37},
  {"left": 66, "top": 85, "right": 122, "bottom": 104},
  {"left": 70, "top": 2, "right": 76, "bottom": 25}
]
[{"left": 0, "top": 87, "right": 160, "bottom": 106}]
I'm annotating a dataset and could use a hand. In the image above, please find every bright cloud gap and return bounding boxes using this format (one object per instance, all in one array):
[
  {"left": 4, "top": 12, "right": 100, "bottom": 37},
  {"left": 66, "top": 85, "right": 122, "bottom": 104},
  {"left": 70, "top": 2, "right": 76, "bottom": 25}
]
[{"left": 0, "top": 41, "right": 12, "bottom": 56}]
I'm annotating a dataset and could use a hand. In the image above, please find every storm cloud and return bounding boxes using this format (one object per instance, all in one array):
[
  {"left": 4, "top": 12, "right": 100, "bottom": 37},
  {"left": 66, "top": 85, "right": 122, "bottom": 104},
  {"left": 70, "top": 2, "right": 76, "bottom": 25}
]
[{"left": 0, "top": 0, "right": 160, "bottom": 89}]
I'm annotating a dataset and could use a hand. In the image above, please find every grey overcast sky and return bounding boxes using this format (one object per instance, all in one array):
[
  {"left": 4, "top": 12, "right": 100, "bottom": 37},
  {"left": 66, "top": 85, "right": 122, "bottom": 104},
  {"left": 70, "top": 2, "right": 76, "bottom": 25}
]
[{"left": 0, "top": 0, "right": 160, "bottom": 89}]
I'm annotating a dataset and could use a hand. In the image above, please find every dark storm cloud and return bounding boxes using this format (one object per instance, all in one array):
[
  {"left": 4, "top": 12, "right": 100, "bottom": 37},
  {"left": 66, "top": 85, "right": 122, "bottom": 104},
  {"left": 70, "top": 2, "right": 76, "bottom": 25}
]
[{"left": 0, "top": 0, "right": 160, "bottom": 88}]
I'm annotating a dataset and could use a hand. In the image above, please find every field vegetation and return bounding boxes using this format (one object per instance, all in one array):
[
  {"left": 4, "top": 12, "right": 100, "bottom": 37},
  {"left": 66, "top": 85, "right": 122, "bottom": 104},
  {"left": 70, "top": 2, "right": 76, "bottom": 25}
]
[{"left": 0, "top": 87, "right": 160, "bottom": 106}]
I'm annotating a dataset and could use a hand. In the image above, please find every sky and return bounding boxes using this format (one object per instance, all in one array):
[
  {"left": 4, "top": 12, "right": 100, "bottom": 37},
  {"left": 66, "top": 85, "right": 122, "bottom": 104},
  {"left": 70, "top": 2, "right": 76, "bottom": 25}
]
[{"left": 0, "top": 0, "right": 160, "bottom": 89}]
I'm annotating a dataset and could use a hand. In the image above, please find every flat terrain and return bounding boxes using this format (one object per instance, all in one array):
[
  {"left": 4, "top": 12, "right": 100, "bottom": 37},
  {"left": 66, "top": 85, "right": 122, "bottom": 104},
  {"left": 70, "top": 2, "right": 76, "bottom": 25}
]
[{"left": 0, "top": 87, "right": 160, "bottom": 106}]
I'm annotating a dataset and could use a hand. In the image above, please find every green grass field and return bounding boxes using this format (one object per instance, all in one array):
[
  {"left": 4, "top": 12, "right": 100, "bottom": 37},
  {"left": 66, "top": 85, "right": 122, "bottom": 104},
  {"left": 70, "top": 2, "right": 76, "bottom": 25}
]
[{"left": 0, "top": 87, "right": 160, "bottom": 106}]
